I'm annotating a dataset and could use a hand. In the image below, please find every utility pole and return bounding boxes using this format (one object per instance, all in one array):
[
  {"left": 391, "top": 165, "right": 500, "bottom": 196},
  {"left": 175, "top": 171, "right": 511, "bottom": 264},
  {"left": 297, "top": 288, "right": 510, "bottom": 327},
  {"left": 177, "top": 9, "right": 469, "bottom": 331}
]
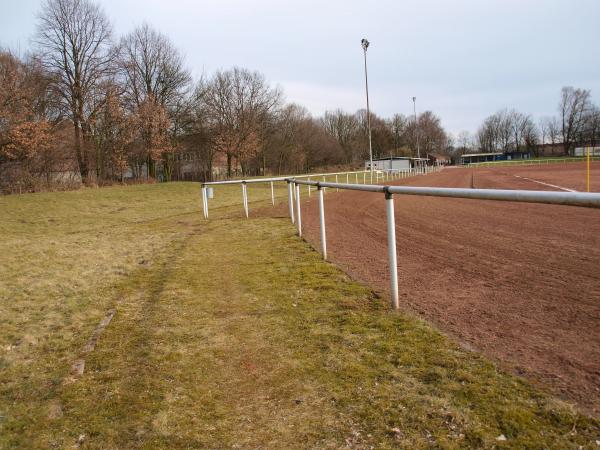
[{"left": 412, "top": 96, "right": 420, "bottom": 159}]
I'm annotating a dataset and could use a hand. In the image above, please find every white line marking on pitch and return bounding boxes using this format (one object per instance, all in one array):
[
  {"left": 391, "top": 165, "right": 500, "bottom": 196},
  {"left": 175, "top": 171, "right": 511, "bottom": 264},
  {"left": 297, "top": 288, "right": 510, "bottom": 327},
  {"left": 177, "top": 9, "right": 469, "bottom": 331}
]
[{"left": 513, "top": 175, "right": 577, "bottom": 192}]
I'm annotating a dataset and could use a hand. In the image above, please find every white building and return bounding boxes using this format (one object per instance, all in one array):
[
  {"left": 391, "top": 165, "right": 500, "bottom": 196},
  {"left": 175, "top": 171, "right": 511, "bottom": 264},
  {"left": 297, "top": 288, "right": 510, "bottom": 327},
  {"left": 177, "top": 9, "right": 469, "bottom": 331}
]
[
  {"left": 572, "top": 147, "right": 600, "bottom": 157},
  {"left": 365, "top": 156, "right": 426, "bottom": 171}
]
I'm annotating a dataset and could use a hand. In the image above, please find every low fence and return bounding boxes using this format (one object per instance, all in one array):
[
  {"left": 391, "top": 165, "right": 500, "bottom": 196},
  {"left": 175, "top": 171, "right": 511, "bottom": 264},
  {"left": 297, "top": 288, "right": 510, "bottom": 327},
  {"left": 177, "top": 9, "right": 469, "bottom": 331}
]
[
  {"left": 200, "top": 166, "right": 600, "bottom": 310},
  {"left": 200, "top": 167, "right": 438, "bottom": 218},
  {"left": 468, "top": 157, "right": 594, "bottom": 168}
]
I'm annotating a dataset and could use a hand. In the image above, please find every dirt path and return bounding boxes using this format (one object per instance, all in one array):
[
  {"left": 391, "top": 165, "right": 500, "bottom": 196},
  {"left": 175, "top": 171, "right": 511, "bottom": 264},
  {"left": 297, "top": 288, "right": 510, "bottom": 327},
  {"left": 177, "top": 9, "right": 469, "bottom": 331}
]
[{"left": 299, "top": 168, "right": 600, "bottom": 415}]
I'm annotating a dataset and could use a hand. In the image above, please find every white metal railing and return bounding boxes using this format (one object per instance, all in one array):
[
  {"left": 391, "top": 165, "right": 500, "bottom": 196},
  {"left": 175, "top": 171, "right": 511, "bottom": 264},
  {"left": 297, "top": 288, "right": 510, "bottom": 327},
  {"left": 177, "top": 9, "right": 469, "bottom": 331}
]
[
  {"left": 199, "top": 167, "right": 440, "bottom": 219},
  {"left": 289, "top": 178, "right": 600, "bottom": 310},
  {"left": 199, "top": 166, "right": 599, "bottom": 309},
  {"left": 468, "top": 157, "right": 595, "bottom": 168}
]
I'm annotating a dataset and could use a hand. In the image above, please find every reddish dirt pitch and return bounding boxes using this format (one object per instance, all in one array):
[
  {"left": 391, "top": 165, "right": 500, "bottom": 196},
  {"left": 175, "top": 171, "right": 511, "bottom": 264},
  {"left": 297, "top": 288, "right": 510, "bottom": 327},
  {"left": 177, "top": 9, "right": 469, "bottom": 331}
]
[
  {"left": 473, "top": 161, "right": 600, "bottom": 192},
  {"left": 295, "top": 165, "right": 600, "bottom": 416}
]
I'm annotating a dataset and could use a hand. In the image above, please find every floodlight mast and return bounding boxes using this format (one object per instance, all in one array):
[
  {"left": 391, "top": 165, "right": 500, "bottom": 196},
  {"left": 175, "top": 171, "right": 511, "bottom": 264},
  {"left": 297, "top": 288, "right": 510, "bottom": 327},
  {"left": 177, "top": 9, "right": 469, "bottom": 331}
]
[{"left": 362, "top": 38, "right": 373, "bottom": 179}]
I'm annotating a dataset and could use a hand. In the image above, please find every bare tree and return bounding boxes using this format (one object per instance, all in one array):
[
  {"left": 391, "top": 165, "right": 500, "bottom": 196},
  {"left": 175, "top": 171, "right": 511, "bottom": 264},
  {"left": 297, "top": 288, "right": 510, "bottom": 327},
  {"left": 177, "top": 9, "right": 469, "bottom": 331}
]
[
  {"left": 35, "top": 0, "right": 114, "bottom": 181},
  {"left": 117, "top": 24, "right": 191, "bottom": 178},
  {"left": 90, "top": 85, "right": 134, "bottom": 181},
  {"left": 118, "top": 23, "right": 191, "bottom": 110},
  {"left": 265, "top": 103, "right": 310, "bottom": 174},
  {"left": 508, "top": 110, "right": 537, "bottom": 152},
  {"left": 521, "top": 117, "right": 538, "bottom": 151},
  {"left": 405, "top": 111, "right": 448, "bottom": 156},
  {"left": 539, "top": 117, "right": 549, "bottom": 145},
  {"left": 456, "top": 130, "right": 472, "bottom": 153},
  {"left": 477, "top": 109, "right": 534, "bottom": 154},
  {"left": 581, "top": 104, "right": 600, "bottom": 147},
  {"left": 388, "top": 114, "right": 408, "bottom": 155},
  {"left": 540, "top": 116, "right": 561, "bottom": 146},
  {"left": 539, "top": 116, "right": 562, "bottom": 155},
  {"left": 355, "top": 109, "right": 394, "bottom": 159},
  {"left": 198, "top": 67, "right": 281, "bottom": 176},
  {"left": 559, "top": 86, "right": 591, "bottom": 154},
  {"left": 322, "top": 109, "right": 360, "bottom": 163}
]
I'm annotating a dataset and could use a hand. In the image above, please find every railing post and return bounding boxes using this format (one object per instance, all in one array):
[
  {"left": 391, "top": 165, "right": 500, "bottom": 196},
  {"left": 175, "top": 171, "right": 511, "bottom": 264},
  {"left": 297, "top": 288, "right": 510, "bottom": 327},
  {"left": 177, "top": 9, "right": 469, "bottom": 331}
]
[
  {"left": 318, "top": 185, "right": 327, "bottom": 260},
  {"left": 295, "top": 183, "right": 302, "bottom": 237},
  {"left": 385, "top": 189, "right": 399, "bottom": 309},
  {"left": 346, "top": 173, "right": 349, "bottom": 184},
  {"left": 201, "top": 185, "right": 208, "bottom": 219},
  {"left": 287, "top": 181, "right": 295, "bottom": 224},
  {"left": 363, "top": 172, "right": 366, "bottom": 184},
  {"left": 587, "top": 146, "right": 591, "bottom": 192},
  {"left": 356, "top": 172, "right": 359, "bottom": 183},
  {"left": 336, "top": 174, "right": 339, "bottom": 192},
  {"left": 270, "top": 181, "right": 275, "bottom": 206},
  {"left": 242, "top": 182, "right": 249, "bottom": 218},
  {"left": 308, "top": 177, "right": 311, "bottom": 197}
]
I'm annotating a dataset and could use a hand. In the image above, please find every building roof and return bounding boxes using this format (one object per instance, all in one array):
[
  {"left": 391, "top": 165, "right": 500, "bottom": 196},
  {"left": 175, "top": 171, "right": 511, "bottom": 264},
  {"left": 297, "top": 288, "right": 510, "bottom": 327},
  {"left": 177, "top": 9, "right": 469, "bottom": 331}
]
[
  {"left": 428, "top": 153, "right": 450, "bottom": 160},
  {"left": 370, "top": 156, "right": 428, "bottom": 161}
]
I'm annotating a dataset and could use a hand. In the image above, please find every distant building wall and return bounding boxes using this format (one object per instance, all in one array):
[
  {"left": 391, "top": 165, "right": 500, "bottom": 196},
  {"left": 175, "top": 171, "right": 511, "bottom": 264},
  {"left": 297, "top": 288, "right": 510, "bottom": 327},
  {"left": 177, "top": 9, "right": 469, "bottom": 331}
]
[
  {"left": 572, "top": 147, "right": 600, "bottom": 157},
  {"left": 365, "top": 158, "right": 411, "bottom": 171}
]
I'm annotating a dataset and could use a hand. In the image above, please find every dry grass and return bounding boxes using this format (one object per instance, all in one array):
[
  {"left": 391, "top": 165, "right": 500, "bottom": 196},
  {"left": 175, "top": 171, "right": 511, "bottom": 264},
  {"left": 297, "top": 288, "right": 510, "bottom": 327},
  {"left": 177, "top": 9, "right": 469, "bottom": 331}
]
[{"left": 0, "top": 181, "right": 598, "bottom": 448}]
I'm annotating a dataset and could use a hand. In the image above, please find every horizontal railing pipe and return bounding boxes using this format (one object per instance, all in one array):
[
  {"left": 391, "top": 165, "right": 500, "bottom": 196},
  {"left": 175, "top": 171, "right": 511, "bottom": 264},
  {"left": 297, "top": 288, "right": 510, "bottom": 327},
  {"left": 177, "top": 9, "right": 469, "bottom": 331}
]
[
  {"left": 293, "top": 179, "right": 386, "bottom": 193},
  {"left": 202, "top": 170, "right": 370, "bottom": 187},
  {"left": 289, "top": 179, "right": 600, "bottom": 209},
  {"left": 385, "top": 186, "right": 600, "bottom": 208}
]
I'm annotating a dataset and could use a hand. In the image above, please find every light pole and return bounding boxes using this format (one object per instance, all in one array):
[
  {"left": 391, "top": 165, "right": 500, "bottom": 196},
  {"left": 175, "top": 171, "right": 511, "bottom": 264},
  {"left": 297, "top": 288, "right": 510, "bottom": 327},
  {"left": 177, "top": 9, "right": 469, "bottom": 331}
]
[
  {"left": 361, "top": 38, "right": 373, "bottom": 180},
  {"left": 412, "top": 96, "right": 421, "bottom": 160}
]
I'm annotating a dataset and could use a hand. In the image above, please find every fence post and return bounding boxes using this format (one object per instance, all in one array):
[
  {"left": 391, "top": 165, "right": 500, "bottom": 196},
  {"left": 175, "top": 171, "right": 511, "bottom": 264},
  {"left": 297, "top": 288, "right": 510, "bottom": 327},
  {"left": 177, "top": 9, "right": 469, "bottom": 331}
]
[
  {"left": 587, "top": 146, "right": 591, "bottom": 192},
  {"left": 336, "top": 174, "right": 339, "bottom": 191},
  {"left": 242, "top": 182, "right": 249, "bottom": 218},
  {"left": 270, "top": 181, "right": 275, "bottom": 206},
  {"left": 346, "top": 173, "right": 349, "bottom": 184},
  {"left": 201, "top": 185, "right": 208, "bottom": 219},
  {"left": 295, "top": 183, "right": 302, "bottom": 237},
  {"left": 287, "top": 181, "right": 295, "bottom": 224},
  {"left": 308, "top": 177, "right": 311, "bottom": 197},
  {"left": 318, "top": 185, "right": 327, "bottom": 260},
  {"left": 363, "top": 172, "right": 366, "bottom": 184},
  {"left": 356, "top": 172, "right": 359, "bottom": 183},
  {"left": 385, "top": 189, "right": 399, "bottom": 309}
]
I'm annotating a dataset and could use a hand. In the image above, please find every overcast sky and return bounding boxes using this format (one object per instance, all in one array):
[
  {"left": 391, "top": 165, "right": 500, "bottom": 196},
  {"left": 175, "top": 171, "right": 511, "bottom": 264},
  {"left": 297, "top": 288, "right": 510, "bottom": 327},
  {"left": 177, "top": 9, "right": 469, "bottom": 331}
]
[{"left": 1, "top": 0, "right": 599, "bottom": 136}]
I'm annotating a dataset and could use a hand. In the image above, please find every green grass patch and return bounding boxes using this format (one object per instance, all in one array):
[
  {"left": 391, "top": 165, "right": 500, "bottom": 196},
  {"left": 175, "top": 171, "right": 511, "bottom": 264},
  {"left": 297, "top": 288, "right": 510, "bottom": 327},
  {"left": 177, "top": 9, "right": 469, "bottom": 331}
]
[{"left": 1, "top": 182, "right": 598, "bottom": 448}]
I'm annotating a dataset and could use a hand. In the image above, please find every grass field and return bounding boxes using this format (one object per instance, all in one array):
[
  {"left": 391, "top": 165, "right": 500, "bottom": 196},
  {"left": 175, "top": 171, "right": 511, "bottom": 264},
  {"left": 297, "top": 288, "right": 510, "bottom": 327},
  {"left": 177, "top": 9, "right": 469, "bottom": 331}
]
[{"left": 1, "top": 182, "right": 599, "bottom": 448}]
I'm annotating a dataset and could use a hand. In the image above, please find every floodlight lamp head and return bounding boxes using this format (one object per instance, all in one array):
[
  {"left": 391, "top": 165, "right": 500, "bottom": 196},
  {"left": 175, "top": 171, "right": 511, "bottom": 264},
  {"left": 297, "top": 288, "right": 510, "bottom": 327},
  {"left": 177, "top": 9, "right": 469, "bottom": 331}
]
[{"left": 361, "top": 38, "right": 369, "bottom": 50}]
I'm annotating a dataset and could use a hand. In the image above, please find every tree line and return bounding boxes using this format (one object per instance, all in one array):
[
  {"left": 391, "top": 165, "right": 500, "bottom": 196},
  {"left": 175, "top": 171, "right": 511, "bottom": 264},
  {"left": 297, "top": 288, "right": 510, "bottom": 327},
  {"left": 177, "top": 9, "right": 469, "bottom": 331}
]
[
  {"left": 0, "top": 0, "right": 450, "bottom": 193},
  {"left": 455, "top": 87, "right": 600, "bottom": 156},
  {"left": 4, "top": 0, "right": 596, "bottom": 194}
]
